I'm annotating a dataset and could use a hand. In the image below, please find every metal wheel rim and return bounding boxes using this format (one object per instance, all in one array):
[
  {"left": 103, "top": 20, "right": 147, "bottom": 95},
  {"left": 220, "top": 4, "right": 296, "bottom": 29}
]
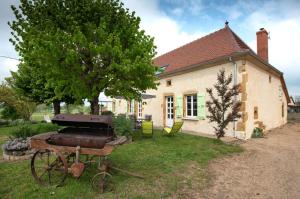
[
  {"left": 91, "top": 172, "right": 112, "bottom": 193},
  {"left": 31, "top": 149, "right": 68, "bottom": 187}
]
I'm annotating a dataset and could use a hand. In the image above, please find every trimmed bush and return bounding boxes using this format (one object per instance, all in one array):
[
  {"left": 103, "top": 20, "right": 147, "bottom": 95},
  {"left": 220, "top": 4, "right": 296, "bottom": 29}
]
[
  {"left": 112, "top": 115, "right": 133, "bottom": 137},
  {"left": 251, "top": 127, "right": 264, "bottom": 138}
]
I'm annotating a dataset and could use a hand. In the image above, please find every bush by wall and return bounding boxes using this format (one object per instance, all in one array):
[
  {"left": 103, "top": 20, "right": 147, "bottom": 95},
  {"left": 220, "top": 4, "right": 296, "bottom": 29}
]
[
  {"left": 251, "top": 127, "right": 264, "bottom": 138},
  {"left": 112, "top": 115, "right": 133, "bottom": 137}
]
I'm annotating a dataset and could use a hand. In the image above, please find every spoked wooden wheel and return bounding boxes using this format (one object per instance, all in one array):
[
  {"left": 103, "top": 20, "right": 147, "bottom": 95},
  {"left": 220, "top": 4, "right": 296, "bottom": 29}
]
[
  {"left": 91, "top": 172, "right": 112, "bottom": 193},
  {"left": 31, "top": 149, "right": 68, "bottom": 187}
]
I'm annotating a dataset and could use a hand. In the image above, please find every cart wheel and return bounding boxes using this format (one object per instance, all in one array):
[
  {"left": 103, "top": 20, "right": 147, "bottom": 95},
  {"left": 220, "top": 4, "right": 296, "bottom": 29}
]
[
  {"left": 91, "top": 172, "right": 112, "bottom": 193},
  {"left": 31, "top": 149, "right": 68, "bottom": 187}
]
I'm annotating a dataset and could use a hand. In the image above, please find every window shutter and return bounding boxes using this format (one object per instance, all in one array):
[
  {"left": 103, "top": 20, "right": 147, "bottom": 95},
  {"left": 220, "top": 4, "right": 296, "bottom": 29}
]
[
  {"left": 197, "top": 93, "right": 205, "bottom": 119},
  {"left": 176, "top": 96, "right": 183, "bottom": 117}
]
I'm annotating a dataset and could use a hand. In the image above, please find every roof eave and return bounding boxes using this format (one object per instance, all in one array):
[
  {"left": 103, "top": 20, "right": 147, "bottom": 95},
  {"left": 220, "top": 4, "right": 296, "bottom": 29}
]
[
  {"left": 157, "top": 51, "right": 250, "bottom": 78},
  {"left": 157, "top": 50, "right": 290, "bottom": 103}
]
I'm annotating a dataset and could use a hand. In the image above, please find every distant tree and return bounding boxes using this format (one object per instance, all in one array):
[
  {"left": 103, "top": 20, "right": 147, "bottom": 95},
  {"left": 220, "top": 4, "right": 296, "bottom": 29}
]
[
  {"left": 0, "top": 84, "right": 36, "bottom": 120},
  {"left": 7, "top": 63, "right": 76, "bottom": 115},
  {"left": 206, "top": 69, "right": 241, "bottom": 139},
  {"left": 9, "top": 0, "right": 158, "bottom": 115}
]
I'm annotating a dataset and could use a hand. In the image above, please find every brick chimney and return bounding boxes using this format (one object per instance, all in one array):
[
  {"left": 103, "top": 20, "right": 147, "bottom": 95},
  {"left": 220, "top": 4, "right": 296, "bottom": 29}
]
[{"left": 256, "top": 28, "right": 269, "bottom": 62}]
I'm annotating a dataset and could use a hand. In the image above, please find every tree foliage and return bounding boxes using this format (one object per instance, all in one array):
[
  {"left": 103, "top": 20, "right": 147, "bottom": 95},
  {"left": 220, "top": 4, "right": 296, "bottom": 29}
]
[
  {"left": 7, "top": 63, "right": 76, "bottom": 115},
  {"left": 0, "top": 84, "right": 36, "bottom": 120},
  {"left": 9, "top": 0, "right": 158, "bottom": 115},
  {"left": 206, "top": 69, "right": 241, "bottom": 139}
]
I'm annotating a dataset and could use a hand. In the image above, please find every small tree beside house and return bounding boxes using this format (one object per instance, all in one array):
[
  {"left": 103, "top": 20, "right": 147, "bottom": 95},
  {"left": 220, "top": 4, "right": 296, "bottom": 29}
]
[{"left": 206, "top": 69, "right": 241, "bottom": 139}]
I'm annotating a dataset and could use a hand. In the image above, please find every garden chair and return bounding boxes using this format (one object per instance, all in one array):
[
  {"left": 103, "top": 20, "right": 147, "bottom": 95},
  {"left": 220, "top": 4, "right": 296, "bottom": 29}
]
[
  {"left": 162, "top": 121, "right": 184, "bottom": 136},
  {"left": 141, "top": 120, "right": 153, "bottom": 138}
]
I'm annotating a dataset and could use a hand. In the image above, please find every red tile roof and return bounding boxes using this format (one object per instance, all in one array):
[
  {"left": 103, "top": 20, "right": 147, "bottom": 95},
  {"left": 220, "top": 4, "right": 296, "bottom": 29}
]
[
  {"left": 153, "top": 25, "right": 291, "bottom": 103},
  {"left": 153, "top": 26, "right": 253, "bottom": 73}
]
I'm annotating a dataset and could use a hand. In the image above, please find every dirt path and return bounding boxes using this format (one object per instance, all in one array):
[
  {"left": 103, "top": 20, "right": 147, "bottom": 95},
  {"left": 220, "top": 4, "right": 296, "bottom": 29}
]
[{"left": 201, "top": 122, "right": 300, "bottom": 199}]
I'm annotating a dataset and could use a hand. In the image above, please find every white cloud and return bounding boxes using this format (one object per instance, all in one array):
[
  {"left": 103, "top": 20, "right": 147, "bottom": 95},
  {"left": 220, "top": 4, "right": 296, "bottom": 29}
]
[
  {"left": 241, "top": 1, "right": 300, "bottom": 95},
  {"left": 171, "top": 7, "right": 184, "bottom": 16},
  {"left": 123, "top": 0, "right": 206, "bottom": 55}
]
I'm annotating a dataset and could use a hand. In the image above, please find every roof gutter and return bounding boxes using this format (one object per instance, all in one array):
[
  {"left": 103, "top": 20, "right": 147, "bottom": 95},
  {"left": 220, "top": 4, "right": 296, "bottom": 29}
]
[{"left": 229, "top": 56, "right": 238, "bottom": 138}]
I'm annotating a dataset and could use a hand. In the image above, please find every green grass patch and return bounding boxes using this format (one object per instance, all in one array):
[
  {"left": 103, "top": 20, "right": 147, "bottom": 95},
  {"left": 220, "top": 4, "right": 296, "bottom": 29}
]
[{"left": 0, "top": 127, "right": 243, "bottom": 198}]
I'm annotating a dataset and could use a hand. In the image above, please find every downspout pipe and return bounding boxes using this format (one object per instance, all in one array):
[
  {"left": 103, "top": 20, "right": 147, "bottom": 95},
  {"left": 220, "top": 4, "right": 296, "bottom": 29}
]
[{"left": 229, "top": 57, "right": 237, "bottom": 138}]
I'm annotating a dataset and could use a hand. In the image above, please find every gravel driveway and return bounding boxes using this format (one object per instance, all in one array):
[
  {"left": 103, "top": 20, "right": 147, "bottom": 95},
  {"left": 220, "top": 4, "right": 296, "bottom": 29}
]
[{"left": 201, "top": 121, "right": 300, "bottom": 199}]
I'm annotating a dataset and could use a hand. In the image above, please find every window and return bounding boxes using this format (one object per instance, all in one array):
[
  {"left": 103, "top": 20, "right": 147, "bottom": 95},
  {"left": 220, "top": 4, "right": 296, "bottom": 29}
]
[
  {"left": 186, "top": 94, "right": 197, "bottom": 117},
  {"left": 166, "top": 80, "right": 172, "bottom": 86},
  {"left": 254, "top": 106, "right": 258, "bottom": 119},
  {"left": 138, "top": 101, "right": 142, "bottom": 118},
  {"left": 128, "top": 100, "right": 134, "bottom": 114}
]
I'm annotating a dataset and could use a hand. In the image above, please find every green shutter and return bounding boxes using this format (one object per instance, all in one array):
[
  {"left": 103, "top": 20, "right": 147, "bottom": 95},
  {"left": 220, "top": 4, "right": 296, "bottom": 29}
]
[
  {"left": 176, "top": 96, "right": 183, "bottom": 118},
  {"left": 197, "top": 93, "right": 205, "bottom": 120}
]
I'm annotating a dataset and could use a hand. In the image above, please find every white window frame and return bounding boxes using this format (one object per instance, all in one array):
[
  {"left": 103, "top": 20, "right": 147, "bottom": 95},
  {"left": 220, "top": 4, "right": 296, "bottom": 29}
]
[
  {"left": 129, "top": 100, "right": 135, "bottom": 114},
  {"left": 185, "top": 94, "right": 197, "bottom": 117},
  {"left": 138, "top": 101, "right": 142, "bottom": 118}
]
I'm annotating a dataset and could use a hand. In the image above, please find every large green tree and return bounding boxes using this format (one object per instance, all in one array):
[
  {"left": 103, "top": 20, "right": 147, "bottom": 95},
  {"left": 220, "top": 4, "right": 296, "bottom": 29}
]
[{"left": 9, "top": 0, "right": 158, "bottom": 115}]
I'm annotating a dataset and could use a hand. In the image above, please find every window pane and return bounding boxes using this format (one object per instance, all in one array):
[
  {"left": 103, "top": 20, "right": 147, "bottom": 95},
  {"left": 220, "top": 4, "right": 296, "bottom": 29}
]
[
  {"left": 187, "top": 102, "right": 191, "bottom": 109},
  {"left": 193, "top": 109, "right": 197, "bottom": 116},
  {"left": 193, "top": 102, "right": 197, "bottom": 110},
  {"left": 187, "top": 96, "right": 191, "bottom": 103},
  {"left": 193, "top": 95, "right": 197, "bottom": 102},
  {"left": 187, "top": 109, "right": 191, "bottom": 116}
]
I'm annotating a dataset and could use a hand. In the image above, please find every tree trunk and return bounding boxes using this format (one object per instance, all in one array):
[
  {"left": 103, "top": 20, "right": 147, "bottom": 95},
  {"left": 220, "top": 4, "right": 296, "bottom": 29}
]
[
  {"left": 90, "top": 96, "right": 99, "bottom": 115},
  {"left": 53, "top": 100, "right": 61, "bottom": 115}
]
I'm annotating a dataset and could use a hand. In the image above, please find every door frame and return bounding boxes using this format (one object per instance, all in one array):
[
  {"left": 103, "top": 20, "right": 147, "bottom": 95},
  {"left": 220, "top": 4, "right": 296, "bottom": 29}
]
[{"left": 163, "top": 93, "right": 175, "bottom": 127}]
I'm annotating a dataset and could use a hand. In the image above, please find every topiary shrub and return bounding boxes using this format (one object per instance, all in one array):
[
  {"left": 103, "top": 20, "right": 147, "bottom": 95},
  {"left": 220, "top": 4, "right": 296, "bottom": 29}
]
[
  {"left": 112, "top": 115, "right": 133, "bottom": 137},
  {"left": 251, "top": 127, "right": 264, "bottom": 138}
]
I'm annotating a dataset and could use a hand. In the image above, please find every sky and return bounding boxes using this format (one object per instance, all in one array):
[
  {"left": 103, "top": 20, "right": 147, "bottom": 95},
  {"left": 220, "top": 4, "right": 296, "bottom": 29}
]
[{"left": 0, "top": 0, "right": 300, "bottom": 96}]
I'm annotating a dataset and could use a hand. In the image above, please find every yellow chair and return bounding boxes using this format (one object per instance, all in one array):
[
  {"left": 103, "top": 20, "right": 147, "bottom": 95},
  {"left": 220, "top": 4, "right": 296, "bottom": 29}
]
[
  {"left": 162, "top": 122, "right": 184, "bottom": 136},
  {"left": 141, "top": 121, "right": 153, "bottom": 138}
]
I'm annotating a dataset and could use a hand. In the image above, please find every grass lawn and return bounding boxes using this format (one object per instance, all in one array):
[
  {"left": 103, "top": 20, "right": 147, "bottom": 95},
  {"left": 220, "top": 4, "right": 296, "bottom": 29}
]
[{"left": 0, "top": 126, "right": 243, "bottom": 199}]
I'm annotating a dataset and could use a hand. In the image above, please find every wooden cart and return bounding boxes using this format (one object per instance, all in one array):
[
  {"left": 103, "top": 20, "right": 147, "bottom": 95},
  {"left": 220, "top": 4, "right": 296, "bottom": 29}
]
[{"left": 30, "top": 131, "right": 114, "bottom": 192}]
